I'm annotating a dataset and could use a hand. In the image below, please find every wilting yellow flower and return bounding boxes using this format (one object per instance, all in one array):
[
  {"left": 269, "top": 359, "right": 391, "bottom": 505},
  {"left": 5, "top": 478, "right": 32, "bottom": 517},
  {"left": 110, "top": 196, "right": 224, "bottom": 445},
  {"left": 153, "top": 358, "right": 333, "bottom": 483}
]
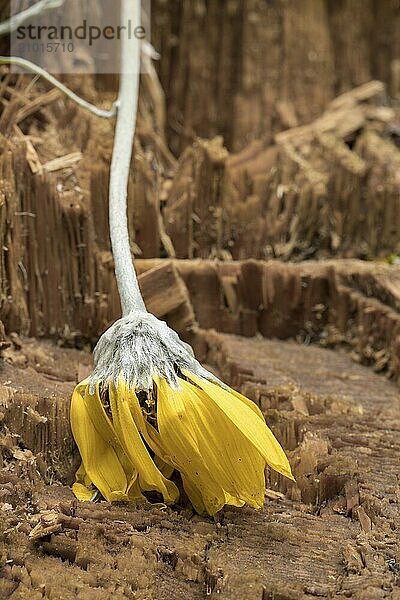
[
  {"left": 70, "top": 370, "right": 294, "bottom": 515},
  {"left": 68, "top": 0, "right": 294, "bottom": 516}
]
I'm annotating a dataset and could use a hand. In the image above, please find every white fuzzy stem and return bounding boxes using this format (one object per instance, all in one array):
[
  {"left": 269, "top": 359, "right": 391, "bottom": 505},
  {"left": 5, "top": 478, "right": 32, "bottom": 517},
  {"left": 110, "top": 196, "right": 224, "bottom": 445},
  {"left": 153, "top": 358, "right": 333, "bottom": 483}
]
[
  {"left": 0, "top": 0, "right": 64, "bottom": 37},
  {"left": 109, "top": 0, "right": 146, "bottom": 314},
  {"left": 0, "top": 0, "right": 145, "bottom": 314},
  {"left": 0, "top": 56, "right": 117, "bottom": 118}
]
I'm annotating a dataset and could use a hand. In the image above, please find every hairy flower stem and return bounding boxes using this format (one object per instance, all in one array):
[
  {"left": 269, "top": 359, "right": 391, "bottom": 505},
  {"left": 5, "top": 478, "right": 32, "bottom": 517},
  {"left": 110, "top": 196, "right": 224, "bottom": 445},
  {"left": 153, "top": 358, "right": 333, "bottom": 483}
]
[
  {"left": 0, "top": 0, "right": 145, "bottom": 314},
  {"left": 109, "top": 0, "right": 146, "bottom": 315}
]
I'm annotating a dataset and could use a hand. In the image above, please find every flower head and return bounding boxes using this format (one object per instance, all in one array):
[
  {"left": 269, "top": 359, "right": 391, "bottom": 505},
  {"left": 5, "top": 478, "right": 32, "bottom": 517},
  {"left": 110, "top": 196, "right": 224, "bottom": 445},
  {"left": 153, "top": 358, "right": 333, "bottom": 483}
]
[{"left": 70, "top": 311, "right": 294, "bottom": 515}]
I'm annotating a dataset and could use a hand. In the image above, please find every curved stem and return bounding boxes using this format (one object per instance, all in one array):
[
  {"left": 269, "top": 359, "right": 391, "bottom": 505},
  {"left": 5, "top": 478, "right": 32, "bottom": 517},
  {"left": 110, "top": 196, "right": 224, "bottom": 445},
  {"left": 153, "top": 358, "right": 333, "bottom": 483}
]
[
  {"left": 109, "top": 0, "right": 146, "bottom": 314},
  {"left": 0, "top": 56, "right": 117, "bottom": 118},
  {"left": 0, "top": 0, "right": 64, "bottom": 37}
]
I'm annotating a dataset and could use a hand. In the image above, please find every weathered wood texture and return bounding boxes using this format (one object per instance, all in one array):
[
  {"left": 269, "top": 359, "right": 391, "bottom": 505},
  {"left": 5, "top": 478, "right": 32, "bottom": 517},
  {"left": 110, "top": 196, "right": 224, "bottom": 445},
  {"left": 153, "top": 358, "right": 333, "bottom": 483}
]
[
  {"left": 1, "top": 191, "right": 400, "bottom": 382},
  {"left": 135, "top": 258, "right": 400, "bottom": 384},
  {"left": 1, "top": 334, "right": 400, "bottom": 598},
  {"left": 152, "top": 0, "right": 400, "bottom": 154},
  {"left": 0, "top": 67, "right": 180, "bottom": 339},
  {"left": 1, "top": 79, "right": 398, "bottom": 337},
  {"left": 165, "top": 82, "right": 400, "bottom": 261},
  {"left": 0, "top": 4, "right": 399, "bottom": 597}
]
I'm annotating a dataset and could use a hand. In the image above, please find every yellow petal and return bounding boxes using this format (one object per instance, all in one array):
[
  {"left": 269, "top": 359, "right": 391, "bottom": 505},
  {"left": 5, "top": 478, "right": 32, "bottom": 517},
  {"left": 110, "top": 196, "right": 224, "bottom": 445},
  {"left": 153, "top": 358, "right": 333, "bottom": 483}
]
[
  {"left": 109, "top": 380, "right": 179, "bottom": 504},
  {"left": 73, "top": 457, "right": 137, "bottom": 503},
  {"left": 181, "top": 474, "right": 206, "bottom": 515},
  {"left": 109, "top": 490, "right": 130, "bottom": 501},
  {"left": 81, "top": 383, "right": 118, "bottom": 446},
  {"left": 154, "top": 455, "right": 175, "bottom": 479},
  {"left": 179, "top": 379, "right": 265, "bottom": 508},
  {"left": 70, "top": 385, "right": 128, "bottom": 501},
  {"left": 125, "top": 387, "right": 171, "bottom": 463},
  {"left": 224, "top": 493, "right": 246, "bottom": 508},
  {"left": 72, "top": 482, "right": 95, "bottom": 502},
  {"left": 228, "top": 387, "right": 265, "bottom": 420},
  {"left": 157, "top": 378, "right": 227, "bottom": 515},
  {"left": 72, "top": 462, "right": 95, "bottom": 501},
  {"left": 122, "top": 388, "right": 177, "bottom": 482},
  {"left": 75, "top": 460, "right": 92, "bottom": 489},
  {"left": 185, "top": 372, "right": 294, "bottom": 481},
  {"left": 126, "top": 475, "right": 146, "bottom": 502},
  {"left": 82, "top": 385, "right": 140, "bottom": 488}
]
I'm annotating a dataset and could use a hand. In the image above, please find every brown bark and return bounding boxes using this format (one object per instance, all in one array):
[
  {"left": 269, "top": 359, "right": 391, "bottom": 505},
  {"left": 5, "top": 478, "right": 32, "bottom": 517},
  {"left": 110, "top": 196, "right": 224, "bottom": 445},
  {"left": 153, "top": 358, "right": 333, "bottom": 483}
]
[
  {"left": 0, "top": 71, "right": 398, "bottom": 341},
  {"left": 163, "top": 82, "right": 400, "bottom": 262},
  {"left": 152, "top": 0, "right": 400, "bottom": 154}
]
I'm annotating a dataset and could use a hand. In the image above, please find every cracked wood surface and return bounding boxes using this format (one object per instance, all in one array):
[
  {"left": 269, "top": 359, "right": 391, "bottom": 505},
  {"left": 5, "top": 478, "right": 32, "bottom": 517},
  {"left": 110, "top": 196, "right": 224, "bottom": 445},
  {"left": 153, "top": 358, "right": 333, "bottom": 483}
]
[{"left": 1, "top": 333, "right": 399, "bottom": 599}]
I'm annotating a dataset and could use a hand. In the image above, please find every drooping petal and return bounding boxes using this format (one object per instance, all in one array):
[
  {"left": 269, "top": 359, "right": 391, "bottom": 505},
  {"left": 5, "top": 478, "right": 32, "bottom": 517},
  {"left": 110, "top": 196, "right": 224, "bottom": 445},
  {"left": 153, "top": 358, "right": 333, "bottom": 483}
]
[
  {"left": 81, "top": 383, "right": 118, "bottom": 446},
  {"left": 124, "top": 386, "right": 171, "bottom": 463},
  {"left": 72, "top": 482, "right": 96, "bottom": 502},
  {"left": 108, "top": 380, "right": 179, "bottom": 504},
  {"left": 82, "top": 384, "right": 140, "bottom": 490},
  {"left": 180, "top": 474, "right": 206, "bottom": 515},
  {"left": 70, "top": 385, "right": 129, "bottom": 501},
  {"left": 126, "top": 476, "right": 147, "bottom": 502},
  {"left": 154, "top": 455, "right": 175, "bottom": 479},
  {"left": 184, "top": 371, "right": 294, "bottom": 481},
  {"left": 72, "top": 462, "right": 96, "bottom": 502},
  {"left": 228, "top": 387, "right": 265, "bottom": 420},
  {"left": 157, "top": 378, "right": 228, "bottom": 515},
  {"left": 224, "top": 493, "right": 246, "bottom": 508},
  {"left": 179, "top": 378, "right": 266, "bottom": 508}
]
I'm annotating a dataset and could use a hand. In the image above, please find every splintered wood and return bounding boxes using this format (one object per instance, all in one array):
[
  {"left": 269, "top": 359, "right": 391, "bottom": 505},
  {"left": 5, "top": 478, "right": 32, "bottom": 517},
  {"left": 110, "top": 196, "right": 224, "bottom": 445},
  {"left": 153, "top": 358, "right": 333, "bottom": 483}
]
[
  {"left": 0, "top": 78, "right": 399, "bottom": 346},
  {"left": 138, "top": 261, "right": 195, "bottom": 332},
  {"left": 164, "top": 137, "right": 233, "bottom": 260},
  {"left": 135, "top": 258, "right": 400, "bottom": 384},
  {"left": 164, "top": 82, "right": 400, "bottom": 261},
  {"left": 1, "top": 334, "right": 400, "bottom": 599}
]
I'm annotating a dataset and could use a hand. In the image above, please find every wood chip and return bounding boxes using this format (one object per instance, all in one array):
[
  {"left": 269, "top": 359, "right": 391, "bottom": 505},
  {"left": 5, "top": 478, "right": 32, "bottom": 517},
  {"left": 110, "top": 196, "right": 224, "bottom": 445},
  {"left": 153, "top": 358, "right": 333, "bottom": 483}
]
[{"left": 42, "top": 152, "right": 83, "bottom": 173}]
